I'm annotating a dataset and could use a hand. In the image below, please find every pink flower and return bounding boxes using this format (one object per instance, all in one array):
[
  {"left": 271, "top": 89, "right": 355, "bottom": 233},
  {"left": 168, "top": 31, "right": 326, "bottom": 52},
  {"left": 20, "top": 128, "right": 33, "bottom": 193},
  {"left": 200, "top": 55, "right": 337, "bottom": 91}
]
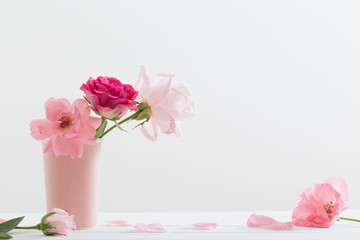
[
  {"left": 30, "top": 98, "right": 102, "bottom": 159},
  {"left": 247, "top": 214, "right": 294, "bottom": 230},
  {"left": 80, "top": 76, "right": 138, "bottom": 120},
  {"left": 292, "top": 177, "right": 348, "bottom": 228},
  {"left": 41, "top": 208, "right": 76, "bottom": 236},
  {"left": 135, "top": 65, "right": 196, "bottom": 141},
  {"left": 0, "top": 219, "right": 6, "bottom": 224}
]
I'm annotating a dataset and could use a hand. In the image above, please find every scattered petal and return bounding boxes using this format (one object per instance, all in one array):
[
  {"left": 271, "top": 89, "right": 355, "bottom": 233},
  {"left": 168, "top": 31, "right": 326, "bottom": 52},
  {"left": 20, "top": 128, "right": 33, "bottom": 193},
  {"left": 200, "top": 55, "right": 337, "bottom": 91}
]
[
  {"left": 192, "top": 222, "right": 217, "bottom": 230},
  {"left": 247, "top": 214, "right": 294, "bottom": 230},
  {"left": 133, "top": 223, "right": 168, "bottom": 233},
  {"left": 106, "top": 220, "right": 133, "bottom": 227}
]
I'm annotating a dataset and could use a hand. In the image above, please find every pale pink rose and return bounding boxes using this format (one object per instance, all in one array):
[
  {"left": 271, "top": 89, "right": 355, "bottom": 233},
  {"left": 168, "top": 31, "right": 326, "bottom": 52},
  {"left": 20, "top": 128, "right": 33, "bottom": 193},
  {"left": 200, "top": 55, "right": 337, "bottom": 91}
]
[
  {"left": 30, "top": 98, "right": 102, "bottom": 159},
  {"left": 135, "top": 66, "right": 196, "bottom": 141},
  {"left": 247, "top": 214, "right": 294, "bottom": 230},
  {"left": 41, "top": 208, "right": 76, "bottom": 236},
  {"left": 292, "top": 177, "right": 348, "bottom": 228},
  {"left": 80, "top": 76, "right": 138, "bottom": 120}
]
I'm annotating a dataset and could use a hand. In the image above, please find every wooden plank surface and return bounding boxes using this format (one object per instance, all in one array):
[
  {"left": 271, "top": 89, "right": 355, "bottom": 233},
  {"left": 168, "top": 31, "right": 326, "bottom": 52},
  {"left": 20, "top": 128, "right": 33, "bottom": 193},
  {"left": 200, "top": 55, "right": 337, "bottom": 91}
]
[{"left": 2, "top": 211, "right": 360, "bottom": 239}]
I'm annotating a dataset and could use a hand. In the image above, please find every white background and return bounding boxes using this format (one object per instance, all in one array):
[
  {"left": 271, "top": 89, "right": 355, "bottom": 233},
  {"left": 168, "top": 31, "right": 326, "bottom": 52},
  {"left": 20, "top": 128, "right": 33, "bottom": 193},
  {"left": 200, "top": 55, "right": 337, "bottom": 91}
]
[{"left": 1, "top": 0, "right": 360, "bottom": 213}]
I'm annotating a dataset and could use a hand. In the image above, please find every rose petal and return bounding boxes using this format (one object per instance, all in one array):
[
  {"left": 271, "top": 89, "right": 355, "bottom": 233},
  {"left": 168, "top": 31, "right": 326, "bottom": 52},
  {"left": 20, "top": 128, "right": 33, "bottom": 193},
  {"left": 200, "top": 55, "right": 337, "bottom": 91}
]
[
  {"left": 136, "top": 65, "right": 151, "bottom": 102},
  {"left": 147, "top": 74, "right": 173, "bottom": 106},
  {"left": 324, "top": 177, "right": 349, "bottom": 205},
  {"left": 247, "top": 214, "right": 294, "bottom": 230},
  {"left": 192, "top": 222, "right": 217, "bottom": 230},
  {"left": 45, "top": 98, "right": 71, "bottom": 122},
  {"left": 30, "top": 119, "right": 55, "bottom": 140},
  {"left": 141, "top": 119, "right": 158, "bottom": 141},
  {"left": 106, "top": 220, "right": 133, "bottom": 227},
  {"left": 0, "top": 219, "right": 7, "bottom": 224},
  {"left": 87, "top": 116, "right": 103, "bottom": 129},
  {"left": 151, "top": 105, "right": 177, "bottom": 135},
  {"left": 70, "top": 99, "right": 91, "bottom": 120},
  {"left": 161, "top": 85, "right": 196, "bottom": 121},
  {"left": 262, "top": 222, "right": 295, "bottom": 230},
  {"left": 133, "top": 223, "right": 168, "bottom": 233}
]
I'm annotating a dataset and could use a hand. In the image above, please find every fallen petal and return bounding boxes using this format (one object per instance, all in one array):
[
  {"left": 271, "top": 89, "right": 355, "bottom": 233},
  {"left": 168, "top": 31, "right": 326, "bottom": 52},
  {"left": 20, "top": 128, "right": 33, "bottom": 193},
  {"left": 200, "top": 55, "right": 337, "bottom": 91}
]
[
  {"left": 262, "top": 221, "right": 294, "bottom": 230},
  {"left": 192, "top": 222, "right": 217, "bottom": 230},
  {"left": 134, "top": 223, "right": 168, "bottom": 233},
  {"left": 106, "top": 220, "right": 133, "bottom": 227},
  {"left": 247, "top": 214, "right": 294, "bottom": 230}
]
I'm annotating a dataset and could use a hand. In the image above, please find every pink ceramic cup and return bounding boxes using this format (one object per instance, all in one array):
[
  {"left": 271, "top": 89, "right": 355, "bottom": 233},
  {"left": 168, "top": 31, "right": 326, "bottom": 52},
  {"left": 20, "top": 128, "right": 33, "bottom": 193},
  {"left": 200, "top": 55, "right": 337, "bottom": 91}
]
[{"left": 42, "top": 140, "right": 102, "bottom": 228}]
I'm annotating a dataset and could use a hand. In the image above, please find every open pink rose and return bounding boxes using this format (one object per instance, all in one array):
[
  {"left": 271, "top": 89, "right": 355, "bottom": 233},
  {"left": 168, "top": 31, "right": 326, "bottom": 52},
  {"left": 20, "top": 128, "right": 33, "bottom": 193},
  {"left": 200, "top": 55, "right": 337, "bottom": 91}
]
[
  {"left": 135, "top": 65, "right": 196, "bottom": 141},
  {"left": 80, "top": 76, "right": 138, "bottom": 120},
  {"left": 30, "top": 98, "right": 102, "bottom": 158},
  {"left": 41, "top": 208, "right": 76, "bottom": 236},
  {"left": 292, "top": 177, "right": 348, "bottom": 228}
]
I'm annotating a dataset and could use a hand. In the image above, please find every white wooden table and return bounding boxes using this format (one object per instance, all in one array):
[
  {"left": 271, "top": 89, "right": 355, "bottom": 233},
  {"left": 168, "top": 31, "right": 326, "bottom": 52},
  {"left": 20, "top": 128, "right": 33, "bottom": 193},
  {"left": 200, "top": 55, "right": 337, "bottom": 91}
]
[{"left": 3, "top": 211, "right": 360, "bottom": 239}]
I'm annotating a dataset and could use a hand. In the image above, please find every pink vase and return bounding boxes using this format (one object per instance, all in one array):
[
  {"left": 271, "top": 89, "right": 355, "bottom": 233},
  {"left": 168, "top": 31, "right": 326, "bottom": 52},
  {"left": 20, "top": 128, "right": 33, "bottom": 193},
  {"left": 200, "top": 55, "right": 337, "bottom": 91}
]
[{"left": 42, "top": 140, "right": 102, "bottom": 228}]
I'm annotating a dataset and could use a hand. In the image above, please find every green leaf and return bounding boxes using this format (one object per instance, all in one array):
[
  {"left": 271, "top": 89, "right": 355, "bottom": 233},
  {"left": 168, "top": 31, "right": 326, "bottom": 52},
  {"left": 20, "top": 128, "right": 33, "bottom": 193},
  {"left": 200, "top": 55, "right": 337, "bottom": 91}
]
[
  {"left": 0, "top": 217, "right": 24, "bottom": 233},
  {"left": 0, "top": 233, "right": 12, "bottom": 239}
]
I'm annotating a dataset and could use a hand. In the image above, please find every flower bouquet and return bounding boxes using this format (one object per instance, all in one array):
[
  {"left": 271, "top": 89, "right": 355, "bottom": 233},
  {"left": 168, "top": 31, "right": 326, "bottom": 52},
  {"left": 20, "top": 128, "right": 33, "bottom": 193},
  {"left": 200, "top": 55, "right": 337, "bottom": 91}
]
[{"left": 30, "top": 66, "right": 195, "bottom": 228}]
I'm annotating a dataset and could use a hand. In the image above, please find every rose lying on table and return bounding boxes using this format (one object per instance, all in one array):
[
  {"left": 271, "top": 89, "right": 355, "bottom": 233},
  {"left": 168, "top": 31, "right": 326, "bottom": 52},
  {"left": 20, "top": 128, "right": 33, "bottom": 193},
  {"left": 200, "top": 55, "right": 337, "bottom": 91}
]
[
  {"left": 248, "top": 177, "right": 360, "bottom": 230},
  {"left": 0, "top": 208, "right": 76, "bottom": 239}
]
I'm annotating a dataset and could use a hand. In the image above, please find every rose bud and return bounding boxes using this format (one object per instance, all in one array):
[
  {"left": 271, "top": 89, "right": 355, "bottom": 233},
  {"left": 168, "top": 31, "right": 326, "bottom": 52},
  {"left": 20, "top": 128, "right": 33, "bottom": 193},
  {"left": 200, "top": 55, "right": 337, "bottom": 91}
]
[{"left": 41, "top": 208, "right": 76, "bottom": 236}]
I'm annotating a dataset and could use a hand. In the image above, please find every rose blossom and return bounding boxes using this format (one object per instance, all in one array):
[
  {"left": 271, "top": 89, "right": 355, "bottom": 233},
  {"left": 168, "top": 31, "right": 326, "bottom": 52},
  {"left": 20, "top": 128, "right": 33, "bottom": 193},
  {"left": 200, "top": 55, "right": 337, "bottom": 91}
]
[
  {"left": 292, "top": 177, "right": 348, "bottom": 228},
  {"left": 41, "top": 208, "right": 76, "bottom": 236},
  {"left": 135, "top": 65, "right": 196, "bottom": 141},
  {"left": 30, "top": 98, "right": 102, "bottom": 159},
  {"left": 80, "top": 76, "right": 138, "bottom": 120}
]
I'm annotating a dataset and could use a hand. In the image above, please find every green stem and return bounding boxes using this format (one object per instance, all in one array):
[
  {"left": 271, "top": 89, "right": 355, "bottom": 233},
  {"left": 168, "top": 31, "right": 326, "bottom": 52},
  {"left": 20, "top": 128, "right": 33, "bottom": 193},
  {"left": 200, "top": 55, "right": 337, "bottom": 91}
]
[
  {"left": 15, "top": 223, "right": 41, "bottom": 230},
  {"left": 97, "top": 116, "right": 107, "bottom": 132},
  {"left": 98, "top": 111, "right": 140, "bottom": 138},
  {"left": 95, "top": 116, "right": 107, "bottom": 138},
  {"left": 339, "top": 217, "right": 360, "bottom": 222}
]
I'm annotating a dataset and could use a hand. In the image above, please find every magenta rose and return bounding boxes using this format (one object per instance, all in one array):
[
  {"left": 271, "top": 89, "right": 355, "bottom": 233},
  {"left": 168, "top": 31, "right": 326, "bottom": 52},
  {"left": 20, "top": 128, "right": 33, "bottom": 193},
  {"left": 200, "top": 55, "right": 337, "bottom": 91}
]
[{"left": 80, "top": 76, "right": 138, "bottom": 120}]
